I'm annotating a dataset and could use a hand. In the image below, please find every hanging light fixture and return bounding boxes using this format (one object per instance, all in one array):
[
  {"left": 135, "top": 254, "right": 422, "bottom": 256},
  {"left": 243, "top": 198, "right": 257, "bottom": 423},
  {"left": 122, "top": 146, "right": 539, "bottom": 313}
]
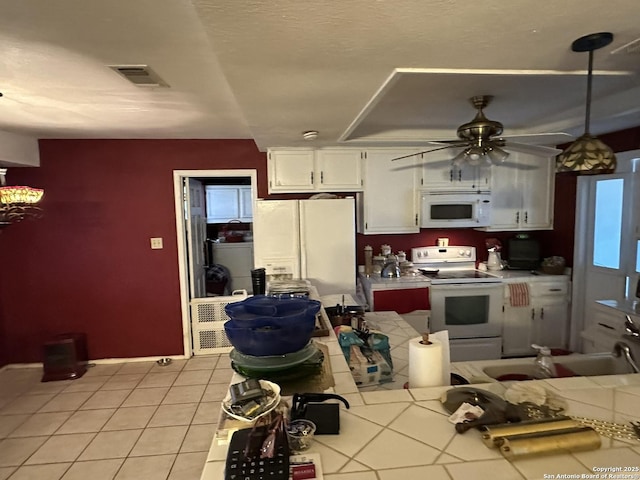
[
  {"left": 556, "top": 32, "right": 617, "bottom": 174},
  {"left": 0, "top": 168, "right": 44, "bottom": 228}
]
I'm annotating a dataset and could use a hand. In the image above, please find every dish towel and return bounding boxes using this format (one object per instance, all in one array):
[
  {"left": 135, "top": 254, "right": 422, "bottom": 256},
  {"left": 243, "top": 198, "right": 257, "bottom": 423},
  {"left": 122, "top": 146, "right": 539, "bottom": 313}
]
[{"left": 509, "top": 283, "right": 530, "bottom": 307}]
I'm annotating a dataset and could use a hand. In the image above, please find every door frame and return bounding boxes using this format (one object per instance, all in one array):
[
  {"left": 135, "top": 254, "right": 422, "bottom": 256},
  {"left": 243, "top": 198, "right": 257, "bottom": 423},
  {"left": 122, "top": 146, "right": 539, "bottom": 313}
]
[
  {"left": 570, "top": 150, "right": 640, "bottom": 351},
  {"left": 173, "top": 169, "right": 258, "bottom": 357}
]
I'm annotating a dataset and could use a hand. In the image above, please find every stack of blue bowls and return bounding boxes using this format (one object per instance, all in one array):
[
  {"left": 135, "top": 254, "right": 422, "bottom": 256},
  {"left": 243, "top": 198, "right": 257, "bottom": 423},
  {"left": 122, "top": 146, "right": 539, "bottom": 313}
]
[{"left": 224, "top": 296, "right": 321, "bottom": 356}]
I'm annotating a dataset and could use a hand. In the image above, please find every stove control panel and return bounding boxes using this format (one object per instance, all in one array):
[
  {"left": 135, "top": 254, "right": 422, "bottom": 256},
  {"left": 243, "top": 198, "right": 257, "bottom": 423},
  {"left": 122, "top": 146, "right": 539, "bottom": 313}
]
[{"left": 411, "top": 246, "right": 476, "bottom": 263}]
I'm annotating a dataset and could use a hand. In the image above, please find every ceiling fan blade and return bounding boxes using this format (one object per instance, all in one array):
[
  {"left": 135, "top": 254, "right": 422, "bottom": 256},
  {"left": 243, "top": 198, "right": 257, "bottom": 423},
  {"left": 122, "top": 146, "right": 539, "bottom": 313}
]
[
  {"left": 502, "top": 141, "right": 562, "bottom": 157},
  {"left": 391, "top": 143, "right": 468, "bottom": 161},
  {"left": 499, "top": 132, "right": 574, "bottom": 145}
]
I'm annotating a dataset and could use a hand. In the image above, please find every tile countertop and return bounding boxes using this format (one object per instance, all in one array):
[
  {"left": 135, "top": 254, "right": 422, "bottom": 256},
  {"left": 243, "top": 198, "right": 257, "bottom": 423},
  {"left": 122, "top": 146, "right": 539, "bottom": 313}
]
[
  {"left": 359, "top": 270, "right": 570, "bottom": 288},
  {"left": 203, "top": 309, "right": 640, "bottom": 480},
  {"left": 597, "top": 299, "right": 640, "bottom": 317},
  {"left": 487, "top": 270, "right": 571, "bottom": 281}
]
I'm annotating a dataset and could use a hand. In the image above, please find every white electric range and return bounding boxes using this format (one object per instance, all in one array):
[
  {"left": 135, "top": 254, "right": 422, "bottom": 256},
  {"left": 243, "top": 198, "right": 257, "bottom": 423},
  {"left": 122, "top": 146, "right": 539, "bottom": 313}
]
[{"left": 411, "top": 246, "right": 504, "bottom": 361}]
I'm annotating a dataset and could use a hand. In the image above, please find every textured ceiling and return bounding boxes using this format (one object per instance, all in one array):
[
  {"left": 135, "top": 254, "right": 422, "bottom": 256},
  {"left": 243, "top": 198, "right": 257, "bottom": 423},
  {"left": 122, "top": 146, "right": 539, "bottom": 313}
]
[{"left": 1, "top": 0, "right": 640, "bottom": 152}]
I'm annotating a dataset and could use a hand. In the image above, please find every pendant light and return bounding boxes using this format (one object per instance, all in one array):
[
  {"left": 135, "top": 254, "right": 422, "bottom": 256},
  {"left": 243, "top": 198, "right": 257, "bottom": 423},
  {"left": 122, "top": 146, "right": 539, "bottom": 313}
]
[
  {"left": 0, "top": 168, "right": 44, "bottom": 228},
  {"left": 556, "top": 32, "right": 616, "bottom": 174}
]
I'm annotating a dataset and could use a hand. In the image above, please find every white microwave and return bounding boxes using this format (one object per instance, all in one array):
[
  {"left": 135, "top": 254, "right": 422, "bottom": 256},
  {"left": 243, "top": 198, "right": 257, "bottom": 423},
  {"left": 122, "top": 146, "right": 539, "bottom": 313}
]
[{"left": 420, "top": 191, "right": 491, "bottom": 228}]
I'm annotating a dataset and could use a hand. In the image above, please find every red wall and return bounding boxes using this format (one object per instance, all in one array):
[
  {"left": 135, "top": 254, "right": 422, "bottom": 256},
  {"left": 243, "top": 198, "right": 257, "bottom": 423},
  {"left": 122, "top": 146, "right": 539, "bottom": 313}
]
[{"left": 0, "top": 140, "right": 267, "bottom": 364}]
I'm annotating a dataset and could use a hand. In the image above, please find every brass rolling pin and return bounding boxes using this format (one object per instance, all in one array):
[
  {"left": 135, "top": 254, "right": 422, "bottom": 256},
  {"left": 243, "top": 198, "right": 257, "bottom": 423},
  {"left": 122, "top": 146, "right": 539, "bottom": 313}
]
[
  {"left": 481, "top": 416, "right": 580, "bottom": 448},
  {"left": 499, "top": 426, "right": 601, "bottom": 460}
]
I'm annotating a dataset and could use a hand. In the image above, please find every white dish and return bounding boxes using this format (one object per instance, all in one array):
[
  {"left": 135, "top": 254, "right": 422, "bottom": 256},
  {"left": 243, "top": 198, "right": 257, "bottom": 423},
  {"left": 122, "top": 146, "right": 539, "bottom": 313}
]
[{"left": 221, "top": 380, "right": 281, "bottom": 422}]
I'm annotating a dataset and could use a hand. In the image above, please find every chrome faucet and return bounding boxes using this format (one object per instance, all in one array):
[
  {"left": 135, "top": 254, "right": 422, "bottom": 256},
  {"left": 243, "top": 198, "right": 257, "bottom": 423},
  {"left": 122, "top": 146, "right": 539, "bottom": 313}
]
[
  {"left": 624, "top": 315, "right": 640, "bottom": 339},
  {"left": 612, "top": 341, "right": 640, "bottom": 374}
]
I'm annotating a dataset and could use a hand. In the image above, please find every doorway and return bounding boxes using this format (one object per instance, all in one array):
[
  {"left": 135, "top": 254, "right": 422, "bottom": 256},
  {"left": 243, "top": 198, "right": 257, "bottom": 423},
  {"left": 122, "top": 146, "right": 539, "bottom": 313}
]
[
  {"left": 571, "top": 151, "right": 639, "bottom": 350},
  {"left": 173, "top": 169, "right": 258, "bottom": 357}
]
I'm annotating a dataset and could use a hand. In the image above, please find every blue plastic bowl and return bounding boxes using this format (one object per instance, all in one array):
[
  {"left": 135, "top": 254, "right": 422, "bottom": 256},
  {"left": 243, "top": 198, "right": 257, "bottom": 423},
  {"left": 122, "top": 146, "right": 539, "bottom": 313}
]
[
  {"left": 224, "top": 318, "right": 316, "bottom": 356},
  {"left": 225, "top": 297, "right": 321, "bottom": 325}
]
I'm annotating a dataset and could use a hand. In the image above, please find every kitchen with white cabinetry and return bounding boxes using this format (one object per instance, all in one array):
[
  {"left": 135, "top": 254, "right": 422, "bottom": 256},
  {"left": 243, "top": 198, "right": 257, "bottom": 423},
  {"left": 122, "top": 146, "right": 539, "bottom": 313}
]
[{"left": 267, "top": 148, "right": 363, "bottom": 193}]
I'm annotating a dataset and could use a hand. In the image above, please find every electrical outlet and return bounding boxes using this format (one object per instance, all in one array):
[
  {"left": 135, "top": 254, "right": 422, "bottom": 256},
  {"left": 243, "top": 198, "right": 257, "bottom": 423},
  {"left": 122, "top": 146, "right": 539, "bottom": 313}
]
[{"left": 150, "top": 237, "right": 163, "bottom": 249}]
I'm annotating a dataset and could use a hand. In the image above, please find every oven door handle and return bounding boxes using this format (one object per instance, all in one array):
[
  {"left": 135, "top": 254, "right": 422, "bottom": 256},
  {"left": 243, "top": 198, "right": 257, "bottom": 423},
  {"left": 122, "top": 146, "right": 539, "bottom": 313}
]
[{"left": 430, "top": 283, "right": 503, "bottom": 290}]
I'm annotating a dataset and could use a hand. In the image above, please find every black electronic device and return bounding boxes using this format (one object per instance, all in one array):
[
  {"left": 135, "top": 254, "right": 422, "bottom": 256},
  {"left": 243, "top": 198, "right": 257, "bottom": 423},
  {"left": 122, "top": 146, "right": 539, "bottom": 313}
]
[
  {"left": 225, "top": 425, "right": 289, "bottom": 480},
  {"left": 229, "top": 378, "right": 264, "bottom": 406},
  {"left": 291, "top": 393, "right": 349, "bottom": 434},
  {"left": 507, "top": 237, "right": 541, "bottom": 270}
]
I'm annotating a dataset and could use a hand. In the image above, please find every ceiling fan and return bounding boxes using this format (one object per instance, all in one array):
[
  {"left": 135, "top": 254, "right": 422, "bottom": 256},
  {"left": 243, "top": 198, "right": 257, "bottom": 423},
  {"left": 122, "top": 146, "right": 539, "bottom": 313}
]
[{"left": 391, "top": 95, "right": 564, "bottom": 166}]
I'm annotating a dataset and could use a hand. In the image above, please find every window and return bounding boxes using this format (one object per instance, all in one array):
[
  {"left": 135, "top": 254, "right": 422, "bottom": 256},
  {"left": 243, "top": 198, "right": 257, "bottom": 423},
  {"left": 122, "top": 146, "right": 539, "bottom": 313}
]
[{"left": 593, "top": 178, "right": 623, "bottom": 269}]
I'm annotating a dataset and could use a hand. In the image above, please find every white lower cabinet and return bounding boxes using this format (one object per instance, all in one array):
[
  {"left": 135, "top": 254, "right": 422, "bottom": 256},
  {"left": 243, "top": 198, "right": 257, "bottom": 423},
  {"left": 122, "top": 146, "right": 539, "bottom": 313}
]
[
  {"left": 502, "top": 276, "right": 571, "bottom": 357},
  {"left": 502, "top": 304, "right": 535, "bottom": 356}
]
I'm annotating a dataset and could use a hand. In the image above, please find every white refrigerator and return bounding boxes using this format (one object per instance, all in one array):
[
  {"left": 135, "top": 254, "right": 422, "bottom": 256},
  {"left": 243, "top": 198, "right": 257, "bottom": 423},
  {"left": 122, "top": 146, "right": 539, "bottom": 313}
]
[{"left": 253, "top": 198, "right": 356, "bottom": 296}]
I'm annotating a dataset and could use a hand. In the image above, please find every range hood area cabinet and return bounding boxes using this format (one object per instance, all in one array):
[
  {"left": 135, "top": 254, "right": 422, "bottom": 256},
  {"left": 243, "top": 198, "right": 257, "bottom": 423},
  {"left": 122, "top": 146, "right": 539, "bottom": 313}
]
[
  {"left": 419, "top": 153, "right": 491, "bottom": 191},
  {"left": 483, "top": 153, "right": 555, "bottom": 231},
  {"left": 267, "top": 148, "right": 363, "bottom": 193},
  {"left": 357, "top": 149, "right": 421, "bottom": 234}
]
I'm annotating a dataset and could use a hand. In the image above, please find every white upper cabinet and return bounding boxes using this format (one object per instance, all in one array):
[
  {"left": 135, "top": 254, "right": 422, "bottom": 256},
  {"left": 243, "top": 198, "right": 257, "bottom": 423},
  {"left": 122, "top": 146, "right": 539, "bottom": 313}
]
[
  {"left": 419, "top": 153, "right": 491, "bottom": 191},
  {"left": 206, "top": 186, "right": 253, "bottom": 223},
  {"left": 267, "top": 148, "right": 363, "bottom": 193},
  {"left": 485, "top": 153, "right": 555, "bottom": 231},
  {"left": 315, "top": 149, "right": 363, "bottom": 191},
  {"left": 267, "top": 149, "right": 316, "bottom": 192},
  {"left": 357, "top": 149, "right": 420, "bottom": 234}
]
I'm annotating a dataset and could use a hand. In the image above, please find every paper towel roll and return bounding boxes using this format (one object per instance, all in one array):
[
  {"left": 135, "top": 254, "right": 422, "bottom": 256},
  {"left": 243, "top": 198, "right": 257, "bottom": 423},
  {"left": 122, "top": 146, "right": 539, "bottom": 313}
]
[{"left": 408, "top": 336, "right": 445, "bottom": 388}]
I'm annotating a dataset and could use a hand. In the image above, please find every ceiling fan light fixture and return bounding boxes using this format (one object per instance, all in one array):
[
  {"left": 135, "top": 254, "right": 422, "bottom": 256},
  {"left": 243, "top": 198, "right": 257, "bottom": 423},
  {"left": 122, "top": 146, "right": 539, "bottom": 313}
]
[
  {"left": 466, "top": 146, "right": 484, "bottom": 166},
  {"left": 452, "top": 150, "right": 467, "bottom": 167},
  {"left": 486, "top": 146, "right": 510, "bottom": 165},
  {"left": 556, "top": 32, "right": 617, "bottom": 174}
]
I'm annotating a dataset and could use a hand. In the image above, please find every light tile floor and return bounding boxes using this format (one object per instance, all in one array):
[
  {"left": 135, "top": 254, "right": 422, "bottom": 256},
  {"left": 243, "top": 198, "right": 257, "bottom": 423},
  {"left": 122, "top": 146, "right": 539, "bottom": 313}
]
[{"left": 0, "top": 355, "right": 234, "bottom": 480}]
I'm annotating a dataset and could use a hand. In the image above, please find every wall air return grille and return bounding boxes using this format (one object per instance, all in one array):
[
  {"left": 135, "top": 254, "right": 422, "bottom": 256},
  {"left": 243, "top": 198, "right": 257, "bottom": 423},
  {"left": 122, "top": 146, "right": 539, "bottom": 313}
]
[
  {"left": 109, "top": 65, "right": 169, "bottom": 87},
  {"left": 189, "top": 291, "right": 248, "bottom": 355}
]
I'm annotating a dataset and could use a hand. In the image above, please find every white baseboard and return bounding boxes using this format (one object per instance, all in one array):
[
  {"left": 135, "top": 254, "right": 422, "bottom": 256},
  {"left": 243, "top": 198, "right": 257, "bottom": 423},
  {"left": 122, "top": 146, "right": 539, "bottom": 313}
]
[{"left": 0, "top": 354, "right": 191, "bottom": 373}]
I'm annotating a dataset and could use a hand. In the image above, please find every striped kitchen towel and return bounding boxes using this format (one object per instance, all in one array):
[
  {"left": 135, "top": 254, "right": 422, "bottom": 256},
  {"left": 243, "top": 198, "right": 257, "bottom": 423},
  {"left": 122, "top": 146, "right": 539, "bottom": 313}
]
[{"left": 509, "top": 283, "right": 530, "bottom": 307}]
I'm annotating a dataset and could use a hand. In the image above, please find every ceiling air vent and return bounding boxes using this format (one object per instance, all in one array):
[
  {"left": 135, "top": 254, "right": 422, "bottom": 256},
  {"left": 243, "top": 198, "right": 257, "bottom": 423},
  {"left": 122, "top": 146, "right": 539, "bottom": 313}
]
[{"left": 109, "top": 65, "right": 169, "bottom": 87}]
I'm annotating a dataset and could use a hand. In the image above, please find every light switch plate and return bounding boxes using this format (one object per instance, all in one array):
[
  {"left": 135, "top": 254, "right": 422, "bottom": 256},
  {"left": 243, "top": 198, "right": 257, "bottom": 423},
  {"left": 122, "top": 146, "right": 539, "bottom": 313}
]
[{"left": 150, "top": 237, "right": 163, "bottom": 249}]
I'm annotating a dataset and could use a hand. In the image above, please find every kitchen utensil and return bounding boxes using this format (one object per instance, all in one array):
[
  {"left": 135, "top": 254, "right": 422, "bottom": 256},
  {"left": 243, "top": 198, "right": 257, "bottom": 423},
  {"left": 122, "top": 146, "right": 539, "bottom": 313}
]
[
  {"left": 481, "top": 416, "right": 580, "bottom": 448},
  {"left": 224, "top": 320, "right": 316, "bottom": 356},
  {"left": 224, "top": 297, "right": 321, "bottom": 356},
  {"left": 499, "top": 426, "right": 601, "bottom": 460},
  {"left": 487, "top": 251, "right": 502, "bottom": 271},
  {"left": 229, "top": 342, "right": 320, "bottom": 371}
]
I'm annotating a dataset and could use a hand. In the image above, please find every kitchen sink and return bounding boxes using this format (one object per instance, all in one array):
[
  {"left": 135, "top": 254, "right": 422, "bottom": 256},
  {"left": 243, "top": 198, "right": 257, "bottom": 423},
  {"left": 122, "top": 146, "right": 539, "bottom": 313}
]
[{"left": 482, "top": 353, "right": 634, "bottom": 380}]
